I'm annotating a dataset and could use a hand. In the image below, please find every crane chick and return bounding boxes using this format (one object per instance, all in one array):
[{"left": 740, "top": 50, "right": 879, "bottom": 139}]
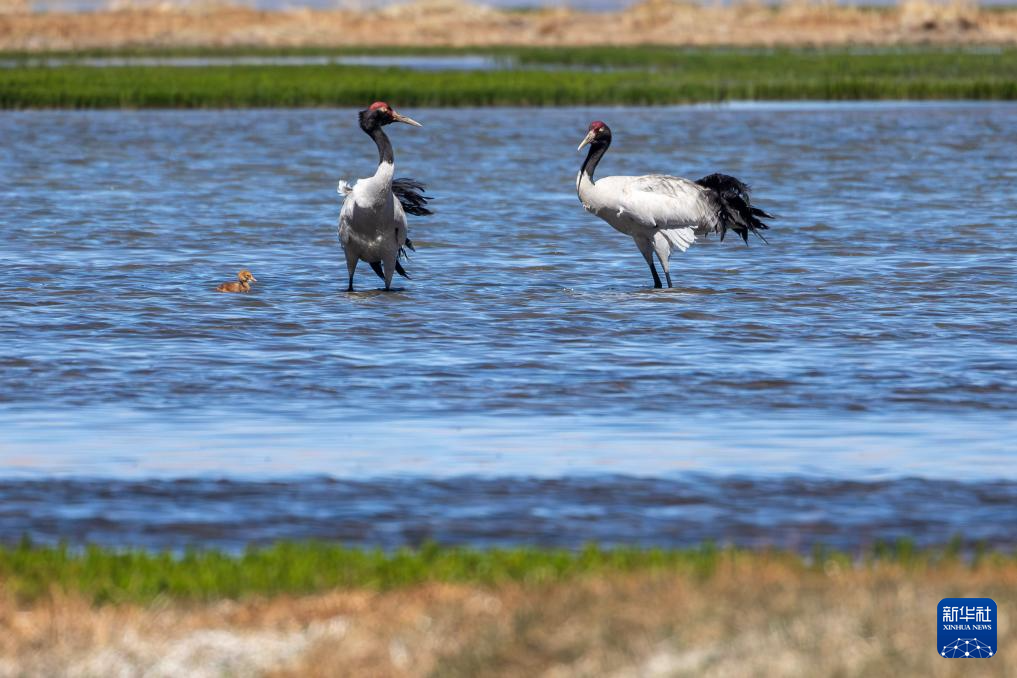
[{"left": 216, "top": 269, "right": 257, "bottom": 293}]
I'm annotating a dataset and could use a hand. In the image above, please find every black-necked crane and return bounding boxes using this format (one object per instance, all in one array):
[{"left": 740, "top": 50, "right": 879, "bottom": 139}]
[
  {"left": 338, "top": 101, "right": 432, "bottom": 292},
  {"left": 576, "top": 120, "right": 773, "bottom": 289}
]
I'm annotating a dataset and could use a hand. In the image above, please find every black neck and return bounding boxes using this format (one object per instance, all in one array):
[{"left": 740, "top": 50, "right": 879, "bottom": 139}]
[
  {"left": 581, "top": 139, "right": 609, "bottom": 182},
  {"left": 366, "top": 123, "right": 392, "bottom": 164}
]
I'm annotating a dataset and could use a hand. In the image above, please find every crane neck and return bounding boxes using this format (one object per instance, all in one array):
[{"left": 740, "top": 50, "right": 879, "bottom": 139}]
[
  {"left": 368, "top": 125, "right": 395, "bottom": 169},
  {"left": 577, "top": 139, "right": 609, "bottom": 197}
]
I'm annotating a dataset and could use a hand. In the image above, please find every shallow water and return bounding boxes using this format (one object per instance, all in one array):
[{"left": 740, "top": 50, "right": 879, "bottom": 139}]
[
  {"left": 1, "top": 103, "right": 1015, "bottom": 549},
  {"left": 0, "top": 55, "right": 505, "bottom": 71},
  {"left": 3, "top": 476, "right": 1015, "bottom": 553}
]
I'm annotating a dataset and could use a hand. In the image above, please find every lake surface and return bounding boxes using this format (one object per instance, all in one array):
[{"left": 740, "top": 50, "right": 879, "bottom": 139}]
[
  {"left": 0, "top": 55, "right": 506, "bottom": 71},
  {"left": 1, "top": 103, "right": 1015, "bottom": 551}
]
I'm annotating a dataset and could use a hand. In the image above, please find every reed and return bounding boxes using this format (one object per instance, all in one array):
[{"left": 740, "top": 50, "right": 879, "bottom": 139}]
[{"left": 0, "top": 538, "right": 1011, "bottom": 604}]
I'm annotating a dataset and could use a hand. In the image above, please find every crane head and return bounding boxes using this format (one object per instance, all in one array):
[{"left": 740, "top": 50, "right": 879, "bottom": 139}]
[
  {"left": 578, "top": 121, "right": 611, "bottom": 151},
  {"left": 361, "top": 101, "right": 422, "bottom": 129}
]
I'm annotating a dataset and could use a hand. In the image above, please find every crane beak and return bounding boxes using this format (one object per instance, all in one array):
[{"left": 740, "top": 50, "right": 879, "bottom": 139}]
[
  {"left": 578, "top": 130, "right": 596, "bottom": 151},
  {"left": 392, "top": 111, "right": 422, "bottom": 127}
]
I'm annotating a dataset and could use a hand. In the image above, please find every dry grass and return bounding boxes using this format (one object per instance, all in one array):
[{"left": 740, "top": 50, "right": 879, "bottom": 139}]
[
  {"left": 1, "top": 559, "right": 1014, "bottom": 677},
  {"left": 2, "top": 1, "right": 1017, "bottom": 51}
]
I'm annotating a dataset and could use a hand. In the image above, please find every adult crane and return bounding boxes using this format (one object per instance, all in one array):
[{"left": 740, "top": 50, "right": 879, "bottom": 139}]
[
  {"left": 338, "top": 102, "right": 432, "bottom": 292},
  {"left": 576, "top": 120, "right": 773, "bottom": 289}
]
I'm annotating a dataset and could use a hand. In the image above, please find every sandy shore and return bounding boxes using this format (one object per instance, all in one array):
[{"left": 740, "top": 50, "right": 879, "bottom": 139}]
[
  {"left": 2, "top": 562, "right": 1014, "bottom": 676},
  {"left": 1, "top": 1, "right": 1016, "bottom": 52}
]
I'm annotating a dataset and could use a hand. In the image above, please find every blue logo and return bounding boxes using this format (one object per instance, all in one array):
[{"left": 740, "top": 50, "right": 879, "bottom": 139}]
[{"left": 938, "top": 598, "right": 996, "bottom": 658}]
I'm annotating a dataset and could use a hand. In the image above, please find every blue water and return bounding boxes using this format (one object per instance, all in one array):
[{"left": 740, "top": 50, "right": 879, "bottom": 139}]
[
  {"left": 0, "top": 55, "right": 505, "bottom": 71},
  {"left": 1, "top": 103, "right": 1015, "bottom": 550}
]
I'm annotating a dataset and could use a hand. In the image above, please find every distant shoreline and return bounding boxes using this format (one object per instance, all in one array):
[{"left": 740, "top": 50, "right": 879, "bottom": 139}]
[{"left": 1, "top": 1, "right": 1017, "bottom": 52}]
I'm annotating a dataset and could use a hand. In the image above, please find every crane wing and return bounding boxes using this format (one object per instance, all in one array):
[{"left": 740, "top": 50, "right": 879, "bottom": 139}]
[
  {"left": 618, "top": 175, "right": 717, "bottom": 231},
  {"left": 614, "top": 175, "right": 724, "bottom": 256},
  {"left": 337, "top": 188, "right": 358, "bottom": 246}
]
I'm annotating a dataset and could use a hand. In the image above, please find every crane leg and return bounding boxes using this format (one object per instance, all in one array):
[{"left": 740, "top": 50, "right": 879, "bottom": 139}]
[
  {"left": 344, "top": 247, "right": 359, "bottom": 292},
  {"left": 341, "top": 248, "right": 357, "bottom": 292},
  {"left": 653, "top": 247, "right": 673, "bottom": 289},
  {"left": 636, "top": 240, "right": 662, "bottom": 289},
  {"left": 644, "top": 257, "right": 663, "bottom": 289},
  {"left": 382, "top": 252, "right": 397, "bottom": 291},
  {"left": 648, "top": 262, "right": 662, "bottom": 289}
]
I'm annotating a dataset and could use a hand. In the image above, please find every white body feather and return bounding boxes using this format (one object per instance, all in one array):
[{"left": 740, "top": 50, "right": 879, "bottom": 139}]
[
  {"left": 338, "top": 160, "right": 408, "bottom": 287},
  {"left": 577, "top": 170, "right": 722, "bottom": 280}
]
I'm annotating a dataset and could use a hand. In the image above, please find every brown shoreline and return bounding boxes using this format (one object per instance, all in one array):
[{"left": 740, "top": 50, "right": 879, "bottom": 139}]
[
  {"left": 2, "top": 1, "right": 1017, "bottom": 52},
  {"left": 3, "top": 564, "right": 1014, "bottom": 676}
]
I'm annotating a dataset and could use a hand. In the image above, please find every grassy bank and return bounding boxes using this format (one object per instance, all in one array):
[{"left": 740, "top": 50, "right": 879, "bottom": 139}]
[
  {"left": 2, "top": 48, "right": 1016, "bottom": 108},
  {"left": 2, "top": 542, "right": 1015, "bottom": 676},
  {"left": 1, "top": 539, "right": 1013, "bottom": 604}
]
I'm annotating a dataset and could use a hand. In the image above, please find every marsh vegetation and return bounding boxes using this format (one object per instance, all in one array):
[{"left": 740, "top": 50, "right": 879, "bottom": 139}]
[{"left": 2, "top": 47, "right": 1016, "bottom": 107}]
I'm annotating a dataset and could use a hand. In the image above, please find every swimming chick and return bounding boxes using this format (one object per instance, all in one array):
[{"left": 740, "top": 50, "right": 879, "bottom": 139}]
[{"left": 216, "top": 269, "right": 257, "bottom": 293}]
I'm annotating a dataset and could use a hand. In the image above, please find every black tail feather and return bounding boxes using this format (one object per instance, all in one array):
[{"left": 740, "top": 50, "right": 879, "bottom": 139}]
[
  {"left": 392, "top": 178, "right": 433, "bottom": 217},
  {"left": 695, "top": 172, "right": 773, "bottom": 244},
  {"left": 369, "top": 259, "right": 411, "bottom": 280},
  {"left": 696, "top": 173, "right": 751, "bottom": 198},
  {"left": 399, "top": 242, "right": 413, "bottom": 262}
]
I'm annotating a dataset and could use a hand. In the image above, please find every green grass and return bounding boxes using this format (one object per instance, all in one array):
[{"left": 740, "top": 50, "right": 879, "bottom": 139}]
[
  {"left": 507, "top": 45, "right": 1013, "bottom": 69},
  {"left": 0, "top": 538, "right": 1010, "bottom": 604},
  {"left": 1, "top": 47, "right": 1016, "bottom": 107}
]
